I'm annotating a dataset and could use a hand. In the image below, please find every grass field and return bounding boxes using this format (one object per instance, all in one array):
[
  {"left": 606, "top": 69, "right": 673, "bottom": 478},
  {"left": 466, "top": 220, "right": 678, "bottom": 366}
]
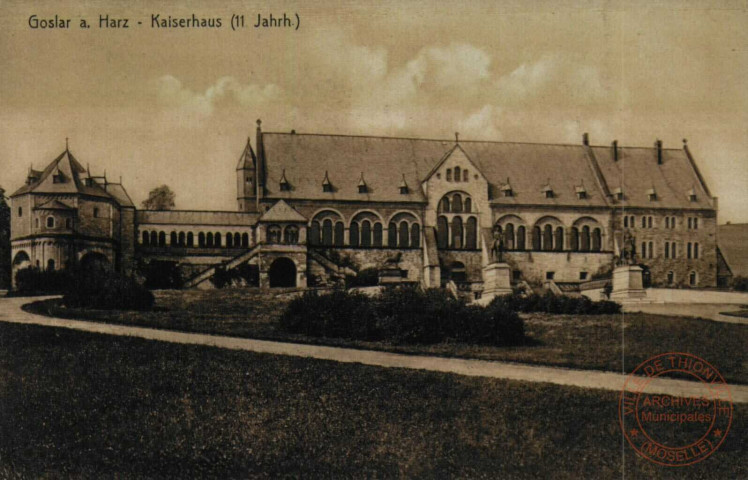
[
  {"left": 28, "top": 288, "right": 748, "bottom": 384},
  {"left": 0, "top": 321, "right": 744, "bottom": 478}
]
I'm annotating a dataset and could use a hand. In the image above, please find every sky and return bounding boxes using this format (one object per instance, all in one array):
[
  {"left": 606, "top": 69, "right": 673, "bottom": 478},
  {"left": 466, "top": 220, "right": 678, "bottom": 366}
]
[{"left": 0, "top": 0, "right": 746, "bottom": 222}]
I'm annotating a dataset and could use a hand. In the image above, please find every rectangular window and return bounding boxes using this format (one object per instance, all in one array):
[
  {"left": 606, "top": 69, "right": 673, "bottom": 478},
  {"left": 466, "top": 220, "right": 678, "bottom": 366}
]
[
  {"left": 694, "top": 218, "right": 698, "bottom": 229},
  {"left": 579, "top": 272, "right": 588, "bottom": 281},
  {"left": 546, "top": 271, "right": 555, "bottom": 280},
  {"left": 672, "top": 242, "right": 676, "bottom": 258},
  {"left": 688, "top": 218, "right": 692, "bottom": 229},
  {"left": 665, "top": 242, "right": 670, "bottom": 259},
  {"left": 641, "top": 217, "right": 646, "bottom": 228},
  {"left": 694, "top": 243, "right": 699, "bottom": 259},
  {"left": 687, "top": 243, "right": 692, "bottom": 259},
  {"left": 18, "top": 207, "right": 22, "bottom": 217},
  {"left": 512, "top": 270, "right": 521, "bottom": 281}
]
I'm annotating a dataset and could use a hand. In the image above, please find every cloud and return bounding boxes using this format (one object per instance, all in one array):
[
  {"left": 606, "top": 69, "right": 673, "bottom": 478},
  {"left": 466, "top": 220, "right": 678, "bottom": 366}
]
[
  {"left": 494, "top": 54, "right": 609, "bottom": 104},
  {"left": 457, "top": 105, "right": 503, "bottom": 140},
  {"left": 154, "top": 75, "right": 283, "bottom": 117}
]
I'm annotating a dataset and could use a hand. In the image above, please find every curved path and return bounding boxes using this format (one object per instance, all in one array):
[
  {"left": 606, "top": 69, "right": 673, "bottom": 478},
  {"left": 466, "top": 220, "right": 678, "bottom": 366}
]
[{"left": 1, "top": 296, "right": 747, "bottom": 403}]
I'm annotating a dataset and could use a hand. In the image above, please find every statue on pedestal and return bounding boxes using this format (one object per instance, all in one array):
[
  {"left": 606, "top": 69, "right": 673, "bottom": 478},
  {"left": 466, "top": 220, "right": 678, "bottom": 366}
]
[
  {"left": 490, "top": 226, "right": 505, "bottom": 263},
  {"left": 618, "top": 231, "right": 637, "bottom": 266}
]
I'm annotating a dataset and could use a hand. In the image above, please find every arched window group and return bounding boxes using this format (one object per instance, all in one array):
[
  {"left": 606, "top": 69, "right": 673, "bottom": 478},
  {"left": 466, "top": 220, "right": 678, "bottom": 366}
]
[
  {"left": 493, "top": 216, "right": 604, "bottom": 253},
  {"left": 446, "top": 166, "right": 469, "bottom": 183},
  {"left": 437, "top": 192, "right": 476, "bottom": 250},
  {"left": 266, "top": 224, "right": 300, "bottom": 245},
  {"left": 309, "top": 211, "right": 345, "bottom": 247},
  {"left": 388, "top": 212, "right": 420, "bottom": 248},
  {"left": 436, "top": 215, "right": 477, "bottom": 250},
  {"left": 351, "top": 212, "right": 384, "bottom": 247},
  {"left": 140, "top": 229, "right": 250, "bottom": 248},
  {"left": 309, "top": 210, "right": 421, "bottom": 248},
  {"left": 439, "top": 192, "right": 472, "bottom": 214}
]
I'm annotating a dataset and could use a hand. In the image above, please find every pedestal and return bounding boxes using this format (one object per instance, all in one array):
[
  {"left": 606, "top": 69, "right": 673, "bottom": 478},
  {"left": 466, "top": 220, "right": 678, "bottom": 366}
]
[
  {"left": 611, "top": 265, "right": 647, "bottom": 301},
  {"left": 482, "top": 262, "right": 513, "bottom": 298}
]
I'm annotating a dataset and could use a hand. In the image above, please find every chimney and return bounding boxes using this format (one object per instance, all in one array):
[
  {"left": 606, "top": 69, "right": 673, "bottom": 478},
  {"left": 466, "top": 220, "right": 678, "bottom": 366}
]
[
  {"left": 582, "top": 132, "right": 589, "bottom": 146},
  {"left": 612, "top": 140, "right": 618, "bottom": 162},
  {"left": 655, "top": 139, "right": 663, "bottom": 165}
]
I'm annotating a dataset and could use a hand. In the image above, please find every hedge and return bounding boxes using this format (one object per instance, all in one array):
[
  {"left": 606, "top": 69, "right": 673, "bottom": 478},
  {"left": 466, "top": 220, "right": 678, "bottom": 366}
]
[
  {"left": 489, "top": 292, "right": 621, "bottom": 315},
  {"left": 280, "top": 285, "right": 526, "bottom": 346},
  {"left": 63, "top": 269, "right": 154, "bottom": 311}
]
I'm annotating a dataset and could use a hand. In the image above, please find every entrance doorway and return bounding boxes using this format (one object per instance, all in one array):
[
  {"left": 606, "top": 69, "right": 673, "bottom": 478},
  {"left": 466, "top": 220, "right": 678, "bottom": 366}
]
[{"left": 268, "top": 257, "right": 296, "bottom": 287}]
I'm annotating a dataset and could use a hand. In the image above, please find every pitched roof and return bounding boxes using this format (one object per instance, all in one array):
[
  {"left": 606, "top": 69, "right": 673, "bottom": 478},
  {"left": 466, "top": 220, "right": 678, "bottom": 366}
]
[
  {"left": 104, "top": 183, "right": 135, "bottom": 208},
  {"left": 591, "top": 145, "right": 714, "bottom": 209},
  {"left": 34, "top": 199, "right": 75, "bottom": 210},
  {"left": 11, "top": 149, "right": 132, "bottom": 207},
  {"left": 718, "top": 223, "right": 748, "bottom": 277},
  {"left": 236, "top": 137, "right": 256, "bottom": 170},
  {"left": 260, "top": 131, "right": 715, "bottom": 210},
  {"left": 136, "top": 210, "right": 259, "bottom": 226},
  {"left": 261, "top": 132, "right": 611, "bottom": 206},
  {"left": 259, "top": 199, "right": 307, "bottom": 223}
]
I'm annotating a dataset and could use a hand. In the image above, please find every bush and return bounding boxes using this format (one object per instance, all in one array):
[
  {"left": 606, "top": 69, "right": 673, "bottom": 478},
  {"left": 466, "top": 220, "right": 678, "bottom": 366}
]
[
  {"left": 139, "top": 260, "right": 183, "bottom": 289},
  {"left": 14, "top": 267, "right": 71, "bottom": 295},
  {"left": 63, "top": 269, "right": 154, "bottom": 311},
  {"left": 489, "top": 292, "right": 621, "bottom": 315},
  {"left": 280, "top": 289, "right": 378, "bottom": 340},
  {"left": 281, "top": 285, "right": 526, "bottom": 346},
  {"left": 732, "top": 276, "right": 748, "bottom": 292},
  {"left": 345, "top": 267, "right": 379, "bottom": 288}
]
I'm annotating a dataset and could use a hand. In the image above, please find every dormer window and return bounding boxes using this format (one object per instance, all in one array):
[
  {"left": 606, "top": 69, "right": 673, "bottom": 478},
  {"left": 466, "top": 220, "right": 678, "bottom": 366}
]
[
  {"left": 687, "top": 188, "right": 697, "bottom": 202},
  {"left": 85, "top": 178, "right": 94, "bottom": 187},
  {"left": 322, "top": 171, "right": 333, "bottom": 193},
  {"left": 279, "top": 169, "right": 290, "bottom": 191},
  {"left": 357, "top": 173, "right": 368, "bottom": 194},
  {"left": 542, "top": 185, "right": 554, "bottom": 199},
  {"left": 500, "top": 182, "right": 513, "bottom": 197},
  {"left": 613, "top": 187, "right": 624, "bottom": 201},
  {"left": 647, "top": 188, "right": 657, "bottom": 201},
  {"left": 575, "top": 185, "right": 587, "bottom": 200},
  {"left": 398, "top": 175, "right": 409, "bottom": 195},
  {"left": 52, "top": 171, "right": 65, "bottom": 184}
]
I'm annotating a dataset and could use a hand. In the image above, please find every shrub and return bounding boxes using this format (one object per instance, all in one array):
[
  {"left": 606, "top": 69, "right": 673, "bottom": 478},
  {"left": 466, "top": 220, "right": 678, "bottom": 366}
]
[
  {"left": 13, "top": 267, "right": 71, "bottom": 295},
  {"left": 489, "top": 292, "right": 621, "bottom": 315},
  {"left": 63, "top": 269, "right": 154, "bottom": 311},
  {"left": 732, "top": 276, "right": 748, "bottom": 292},
  {"left": 280, "top": 285, "right": 526, "bottom": 346},
  {"left": 139, "top": 260, "right": 183, "bottom": 289},
  {"left": 280, "top": 289, "right": 377, "bottom": 340},
  {"left": 345, "top": 267, "right": 379, "bottom": 288}
]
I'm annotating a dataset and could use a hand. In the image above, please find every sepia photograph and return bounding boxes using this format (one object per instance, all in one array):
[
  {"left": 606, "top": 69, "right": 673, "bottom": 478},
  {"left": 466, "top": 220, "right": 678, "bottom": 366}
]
[{"left": 0, "top": 0, "right": 746, "bottom": 477}]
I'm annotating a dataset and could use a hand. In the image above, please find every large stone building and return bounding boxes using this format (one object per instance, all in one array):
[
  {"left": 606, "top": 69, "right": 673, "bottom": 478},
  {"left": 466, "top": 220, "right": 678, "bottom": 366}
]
[{"left": 9, "top": 122, "right": 720, "bottom": 293}]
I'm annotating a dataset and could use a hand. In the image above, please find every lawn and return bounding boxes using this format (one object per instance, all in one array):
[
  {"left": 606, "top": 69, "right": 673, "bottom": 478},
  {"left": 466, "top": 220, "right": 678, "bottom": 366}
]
[
  {"left": 27, "top": 288, "right": 748, "bottom": 384},
  {"left": 0, "top": 322, "right": 744, "bottom": 478}
]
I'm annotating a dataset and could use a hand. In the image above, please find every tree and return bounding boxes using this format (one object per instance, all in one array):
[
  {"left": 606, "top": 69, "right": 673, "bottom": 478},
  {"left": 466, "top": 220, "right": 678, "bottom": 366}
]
[{"left": 142, "top": 185, "right": 175, "bottom": 210}]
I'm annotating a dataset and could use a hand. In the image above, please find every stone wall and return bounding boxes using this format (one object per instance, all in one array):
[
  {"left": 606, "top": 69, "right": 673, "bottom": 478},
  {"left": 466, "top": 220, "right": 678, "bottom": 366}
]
[
  {"left": 315, "top": 247, "right": 423, "bottom": 283},
  {"left": 501, "top": 250, "right": 613, "bottom": 285},
  {"left": 613, "top": 208, "right": 717, "bottom": 287}
]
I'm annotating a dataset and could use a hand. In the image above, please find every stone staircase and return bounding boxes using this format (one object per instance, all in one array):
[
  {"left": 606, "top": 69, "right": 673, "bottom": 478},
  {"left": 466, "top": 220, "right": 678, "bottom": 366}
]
[{"left": 183, "top": 244, "right": 262, "bottom": 288}]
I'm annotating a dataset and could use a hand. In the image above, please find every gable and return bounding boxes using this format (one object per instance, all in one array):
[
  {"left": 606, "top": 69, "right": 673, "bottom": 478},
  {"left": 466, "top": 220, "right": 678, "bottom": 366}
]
[{"left": 259, "top": 199, "right": 307, "bottom": 223}]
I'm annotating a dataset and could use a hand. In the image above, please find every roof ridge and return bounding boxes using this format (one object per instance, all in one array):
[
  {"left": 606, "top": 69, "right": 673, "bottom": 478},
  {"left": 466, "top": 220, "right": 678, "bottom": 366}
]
[{"left": 264, "top": 131, "right": 686, "bottom": 150}]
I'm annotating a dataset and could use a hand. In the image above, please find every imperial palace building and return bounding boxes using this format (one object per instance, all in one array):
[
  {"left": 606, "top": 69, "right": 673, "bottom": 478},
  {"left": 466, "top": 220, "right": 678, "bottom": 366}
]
[{"left": 9, "top": 121, "right": 724, "bottom": 293}]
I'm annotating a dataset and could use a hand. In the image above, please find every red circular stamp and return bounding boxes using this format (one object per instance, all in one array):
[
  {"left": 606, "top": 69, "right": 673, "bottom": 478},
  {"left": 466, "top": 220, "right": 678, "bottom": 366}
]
[{"left": 619, "top": 352, "right": 733, "bottom": 467}]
